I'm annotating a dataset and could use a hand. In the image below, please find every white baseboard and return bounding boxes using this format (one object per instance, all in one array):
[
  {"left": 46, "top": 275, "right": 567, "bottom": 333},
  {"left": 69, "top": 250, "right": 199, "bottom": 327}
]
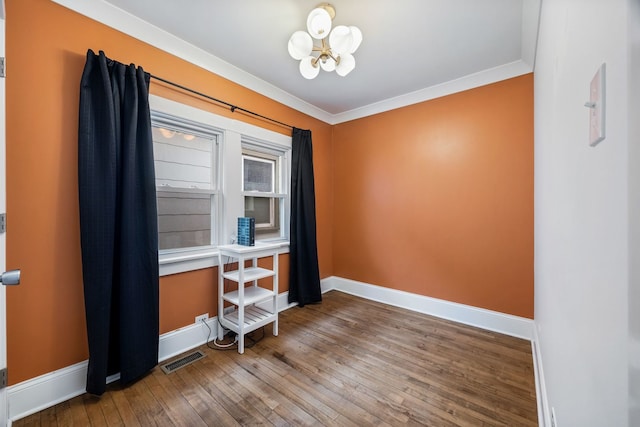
[
  {"left": 7, "top": 312, "right": 217, "bottom": 422},
  {"left": 8, "top": 360, "right": 89, "bottom": 423},
  {"left": 532, "top": 325, "right": 550, "bottom": 427},
  {"left": 325, "top": 276, "right": 534, "bottom": 340},
  {"left": 8, "top": 276, "right": 535, "bottom": 422}
]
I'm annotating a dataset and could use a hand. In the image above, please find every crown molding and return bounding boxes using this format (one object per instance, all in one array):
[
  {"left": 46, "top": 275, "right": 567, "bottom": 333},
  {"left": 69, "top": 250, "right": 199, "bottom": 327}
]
[
  {"left": 328, "top": 60, "right": 532, "bottom": 124},
  {"left": 52, "top": 0, "right": 534, "bottom": 126},
  {"left": 51, "top": 0, "right": 334, "bottom": 124}
]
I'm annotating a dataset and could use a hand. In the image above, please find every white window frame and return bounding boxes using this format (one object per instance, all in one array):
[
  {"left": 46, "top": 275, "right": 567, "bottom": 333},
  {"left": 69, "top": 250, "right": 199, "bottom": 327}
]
[
  {"left": 242, "top": 141, "right": 289, "bottom": 238},
  {"left": 149, "top": 95, "right": 291, "bottom": 276}
]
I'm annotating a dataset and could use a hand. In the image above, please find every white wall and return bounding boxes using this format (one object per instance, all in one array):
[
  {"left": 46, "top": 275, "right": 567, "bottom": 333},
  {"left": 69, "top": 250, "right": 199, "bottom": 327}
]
[
  {"left": 534, "top": 0, "right": 630, "bottom": 426},
  {"left": 628, "top": 0, "right": 640, "bottom": 425}
]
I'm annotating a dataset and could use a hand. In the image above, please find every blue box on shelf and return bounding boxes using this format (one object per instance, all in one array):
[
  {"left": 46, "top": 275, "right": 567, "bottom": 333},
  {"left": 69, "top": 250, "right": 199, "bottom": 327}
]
[{"left": 237, "top": 217, "right": 255, "bottom": 246}]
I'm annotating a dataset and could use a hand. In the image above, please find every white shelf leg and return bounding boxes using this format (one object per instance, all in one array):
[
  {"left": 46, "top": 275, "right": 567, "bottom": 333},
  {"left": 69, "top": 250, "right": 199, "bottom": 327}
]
[
  {"left": 217, "top": 259, "right": 225, "bottom": 341},
  {"left": 238, "top": 263, "right": 245, "bottom": 354},
  {"left": 217, "top": 320, "right": 224, "bottom": 342},
  {"left": 273, "top": 252, "right": 278, "bottom": 336}
]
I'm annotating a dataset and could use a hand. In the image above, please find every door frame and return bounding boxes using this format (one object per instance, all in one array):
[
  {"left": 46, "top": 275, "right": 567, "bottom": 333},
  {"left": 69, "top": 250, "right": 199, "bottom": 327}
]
[{"left": 0, "top": 3, "right": 9, "bottom": 425}]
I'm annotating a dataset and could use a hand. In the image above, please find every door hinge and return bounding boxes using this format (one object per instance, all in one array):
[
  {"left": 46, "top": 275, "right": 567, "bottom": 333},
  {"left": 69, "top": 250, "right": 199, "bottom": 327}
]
[
  {"left": 0, "top": 368, "right": 7, "bottom": 389},
  {"left": 0, "top": 57, "right": 5, "bottom": 78},
  {"left": 0, "top": 213, "right": 5, "bottom": 233}
]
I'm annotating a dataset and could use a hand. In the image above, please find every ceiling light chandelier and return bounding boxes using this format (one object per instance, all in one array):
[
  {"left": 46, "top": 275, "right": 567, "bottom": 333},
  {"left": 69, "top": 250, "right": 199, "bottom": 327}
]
[{"left": 288, "top": 3, "right": 362, "bottom": 79}]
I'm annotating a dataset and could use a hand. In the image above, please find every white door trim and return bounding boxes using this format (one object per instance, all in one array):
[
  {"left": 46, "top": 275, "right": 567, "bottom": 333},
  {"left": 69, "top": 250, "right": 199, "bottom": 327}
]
[{"left": 0, "top": 7, "right": 9, "bottom": 426}]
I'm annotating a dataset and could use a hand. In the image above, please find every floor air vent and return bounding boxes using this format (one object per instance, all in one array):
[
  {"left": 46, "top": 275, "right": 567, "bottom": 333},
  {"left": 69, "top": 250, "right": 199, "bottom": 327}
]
[{"left": 160, "top": 350, "right": 206, "bottom": 374}]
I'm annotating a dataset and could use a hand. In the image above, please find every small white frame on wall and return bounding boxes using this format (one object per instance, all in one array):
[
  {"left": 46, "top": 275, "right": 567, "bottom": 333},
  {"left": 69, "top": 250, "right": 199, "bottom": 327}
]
[{"left": 585, "top": 63, "right": 606, "bottom": 147}]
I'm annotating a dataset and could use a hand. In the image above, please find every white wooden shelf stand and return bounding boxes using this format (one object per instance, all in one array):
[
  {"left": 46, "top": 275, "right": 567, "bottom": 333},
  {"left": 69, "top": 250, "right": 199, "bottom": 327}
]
[{"left": 217, "top": 242, "right": 280, "bottom": 353}]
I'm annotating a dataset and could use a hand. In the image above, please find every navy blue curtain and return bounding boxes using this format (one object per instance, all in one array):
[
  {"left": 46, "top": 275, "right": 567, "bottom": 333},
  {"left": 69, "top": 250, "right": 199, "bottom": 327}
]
[
  {"left": 78, "top": 50, "right": 159, "bottom": 395},
  {"left": 288, "top": 128, "right": 322, "bottom": 306}
]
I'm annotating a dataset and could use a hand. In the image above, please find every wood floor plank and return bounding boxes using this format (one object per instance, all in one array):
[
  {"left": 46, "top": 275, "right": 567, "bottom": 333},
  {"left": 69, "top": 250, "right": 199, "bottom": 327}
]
[
  {"left": 276, "top": 310, "right": 497, "bottom": 426},
  {"left": 109, "top": 384, "right": 142, "bottom": 427},
  {"left": 68, "top": 394, "right": 91, "bottom": 426},
  {"left": 253, "top": 326, "right": 457, "bottom": 426},
  {"left": 120, "top": 375, "right": 173, "bottom": 425},
  {"left": 184, "top": 361, "right": 275, "bottom": 425},
  {"left": 211, "top": 350, "right": 321, "bottom": 426},
  {"left": 281, "top": 300, "right": 537, "bottom": 426},
  {"left": 231, "top": 348, "right": 362, "bottom": 426},
  {"left": 245, "top": 330, "right": 460, "bottom": 426},
  {"left": 199, "top": 351, "right": 311, "bottom": 426},
  {"left": 168, "top": 362, "right": 240, "bottom": 426},
  {"left": 145, "top": 367, "right": 207, "bottom": 427},
  {"left": 298, "top": 298, "right": 534, "bottom": 408},
  {"left": 81, "top": 394, "right": 108, "bottom": 427},
  {"left": 94, "top": 391, "right": 124, "bottom": 426},
  {"left": 240, "top": 346, "right": 391, "bottom": 427},
  {"left": 12, "top": 411, "right": 41, "bottom": 427},
  {"left": 37, "top": 406, "right": 56, "bottom": 427},
  {"left": 13, "top": 291, "right": 537, "bottom": 426},
  {"left": 52, "top": 400, "right": 71, "bottom": 427}
]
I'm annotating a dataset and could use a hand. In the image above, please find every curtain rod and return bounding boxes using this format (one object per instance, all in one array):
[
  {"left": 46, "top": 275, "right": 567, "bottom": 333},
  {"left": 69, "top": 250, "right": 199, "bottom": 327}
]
[{"left": 150, "top": 74, "right": 294, "bottom": 130}]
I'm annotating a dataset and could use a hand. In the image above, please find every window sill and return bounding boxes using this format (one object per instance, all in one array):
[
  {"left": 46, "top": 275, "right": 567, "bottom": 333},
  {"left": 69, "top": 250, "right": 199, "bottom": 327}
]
[
  {"left": 159, "top": 248, "right": 218, "bottom": 276},
  {"left": 159, "top": 240, "right": 289, "bottom": 277}
]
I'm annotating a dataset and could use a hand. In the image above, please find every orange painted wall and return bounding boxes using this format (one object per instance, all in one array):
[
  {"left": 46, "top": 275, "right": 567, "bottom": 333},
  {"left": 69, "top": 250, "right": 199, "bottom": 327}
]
[
  {"left": 5, "top": 0, "right": 333, "bottom": 385},
  {"left": 332, "top": 75, "right": 534, "bottom": 318}
]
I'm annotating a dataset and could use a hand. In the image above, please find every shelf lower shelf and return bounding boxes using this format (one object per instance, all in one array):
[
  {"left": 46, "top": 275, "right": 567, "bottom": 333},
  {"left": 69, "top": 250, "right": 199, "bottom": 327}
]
[
  {"left": 222, "top": 266, "right": 275, "bottom": 283},
  {"left": 220, "top": 305, "right": 276, "bottom": 333},
  {"left": 222, "top": 286, "right": 275, "bottom": 306}
]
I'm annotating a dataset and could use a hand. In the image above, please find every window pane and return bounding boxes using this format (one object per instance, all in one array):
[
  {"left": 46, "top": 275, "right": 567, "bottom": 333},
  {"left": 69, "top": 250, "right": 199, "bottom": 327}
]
[
  {"left": 157, "top": 191, "right": 212, "bottom": 250},
  {"left": 152, "top": 119, "right": 218, "bottom": 251},
  {"left": 244, "top": 157, "right": 274, "bottom": 192},
  {"left": 245, "top": 196, "right": 280, "bottom": 235},
  {"left": 245, "top": 196, "right": 271, "bottom": 225},
  {"left": 153, "top": 127, "right": 215, "bottom": 190}
]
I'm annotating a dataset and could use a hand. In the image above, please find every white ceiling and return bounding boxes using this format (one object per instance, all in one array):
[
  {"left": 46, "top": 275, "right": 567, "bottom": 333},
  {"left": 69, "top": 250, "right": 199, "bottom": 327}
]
[{"left": 54, "top": 0, "right": 541, "bottom": 124}]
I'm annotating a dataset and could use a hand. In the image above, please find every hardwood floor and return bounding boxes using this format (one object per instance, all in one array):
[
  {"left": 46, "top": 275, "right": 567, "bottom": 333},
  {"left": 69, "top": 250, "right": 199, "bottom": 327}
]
[{"left": 14, "top": 291, "right": 538, "bottom": 426}]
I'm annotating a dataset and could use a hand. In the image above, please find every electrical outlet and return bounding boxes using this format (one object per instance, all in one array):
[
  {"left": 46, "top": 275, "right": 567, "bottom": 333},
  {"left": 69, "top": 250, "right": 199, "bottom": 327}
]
[
  {"left": 551, "top": 407, "right": 557, "bottom": 427},
  {"left": 195, "top": 313, "right": 209, "bottom": 324}
]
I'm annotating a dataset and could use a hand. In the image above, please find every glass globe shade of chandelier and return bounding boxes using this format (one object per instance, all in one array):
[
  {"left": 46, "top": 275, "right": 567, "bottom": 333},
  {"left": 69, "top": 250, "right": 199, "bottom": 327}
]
[{"left": 288, "top": 3, "right": 362, "bottom": 79}]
